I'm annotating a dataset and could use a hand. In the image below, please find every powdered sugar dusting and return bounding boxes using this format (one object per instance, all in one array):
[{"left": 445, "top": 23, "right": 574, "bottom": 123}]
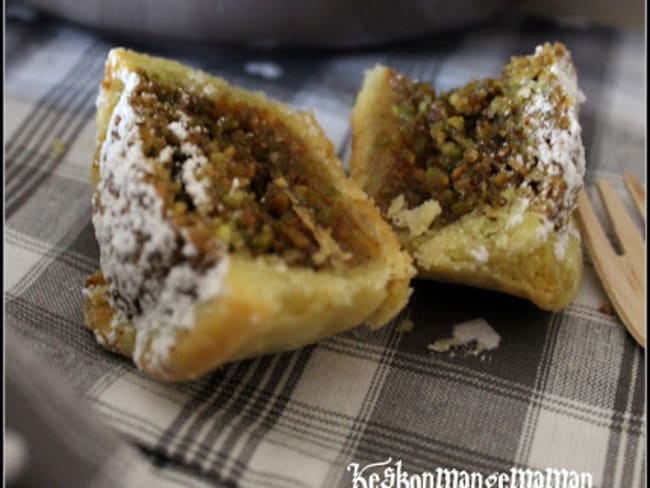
[
  {"left": 180, "top": 142, "right": 211, "bottom": 206},
  {"left": 169, "top": 113, "right": 189, "bottom": 140},
  {"left": 535, "top": 216, "right": 554, "bottom": 244},
  {"left": 159, "top": 146, "right": 174, "bottom": 164},
  {"left": 551, "top": 57, "right": 585, "bottom": 105},
  {"left": 516, "top": 44, "right": 586, "bottom": 255},
  {"left": 92, "top": 65, "right": 229, "bottom": 374},
  {"left": 168, "top": 113, "right": 212, "bottom": 207},
  {"left": 525, "top": 87, "right": 585, "bottom": 199},
  {"left": 469, "top": 245, "right": 489, "bottom": 264},
  {"left": 506, "top": 197, "right": 530, "bottom": 228},
  {"left": 554, "top": 230, "right": 569, "bottom": 260}
]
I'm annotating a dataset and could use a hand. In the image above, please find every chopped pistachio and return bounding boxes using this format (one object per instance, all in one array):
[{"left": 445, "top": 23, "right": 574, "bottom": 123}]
[
  {"left": 451, "top": 200, "right": 471, "bottom": 216},
  {"left": 501, "top": 187, "right": 516, "bottom": 201},
  {"left": 376, "top": 133, "right": 393, "bottom": 148},
  {"left": 438, "top": 189, "right": 455, "bottom": 205},
  {"left": 392, "top": 102, "right": 416, "bottom": 120},
  {"left": 215, "top": 223, "right": 233, "bottom": 242},
  {"left": 464, "top": 146, "right": 479, "bottom": 163},
  {"left": 224, "top": 190, "right": 245, "bottom": 208},
  {"left": 441, "top": 141, "right": 461, "bottom": 158},
  {"left": 413, "top": 136, "right": 428, "bottom": 155},
  {"left": 447, "top": 116, "right": 465, "bottom": 131},
  {"left": 425, "top": 166, "right": 443, "bottom": 180}
]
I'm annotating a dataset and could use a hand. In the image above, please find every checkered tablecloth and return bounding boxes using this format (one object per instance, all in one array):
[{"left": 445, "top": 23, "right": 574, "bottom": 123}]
[{"left": 5, "top": 6, "right": 646, "bottom": 488}]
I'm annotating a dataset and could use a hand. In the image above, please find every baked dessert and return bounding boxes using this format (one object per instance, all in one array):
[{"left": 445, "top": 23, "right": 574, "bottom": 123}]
[
  {"left": 83, "top": 48, "right": 414, "bottom": 381},
  {"left": 350, "top": 43, "right": 585, "bottom": 310}
]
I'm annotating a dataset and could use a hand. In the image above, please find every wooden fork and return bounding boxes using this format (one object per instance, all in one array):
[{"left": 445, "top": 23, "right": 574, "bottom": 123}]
[{"left": 576, "top": 173, "right": 646, "bottom": 348}]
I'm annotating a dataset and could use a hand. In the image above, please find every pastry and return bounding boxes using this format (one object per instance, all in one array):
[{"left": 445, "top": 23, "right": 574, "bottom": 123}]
[
  {"left": 350, "top": 43, "right": 585, "bottom": 310},
  {"left": 83, "top": 48, "right": 414, "bottom": 381}
]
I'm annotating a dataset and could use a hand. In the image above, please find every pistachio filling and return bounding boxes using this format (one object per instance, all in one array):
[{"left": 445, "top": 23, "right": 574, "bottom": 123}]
[
  {"left": 129, "top": 69, "right": 371, "bottom": 270},
  {"left": 374, "top": 43, "right": 584, "bottom": 231}
]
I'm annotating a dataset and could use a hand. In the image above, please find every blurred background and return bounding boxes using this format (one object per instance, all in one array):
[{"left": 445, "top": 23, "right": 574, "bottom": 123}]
[{"left": 7, "top": 0, "right": 645, "bottom": 48}]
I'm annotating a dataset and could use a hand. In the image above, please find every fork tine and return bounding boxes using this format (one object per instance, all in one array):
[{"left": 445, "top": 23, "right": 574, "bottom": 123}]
[
  {"left": 596, "top": 180, "right": 645, "bottom": 256},
  {"left": 623, "top": 173, "right": 646, "bottom": 221},
  {"left": 576, "top": 189, "right": 616, "bottom": 260}
]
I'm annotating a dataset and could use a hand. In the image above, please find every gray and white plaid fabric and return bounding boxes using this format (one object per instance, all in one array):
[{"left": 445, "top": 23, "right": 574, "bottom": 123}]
[{"left": 4, "top": 7, "right": 646, "bottom": 488}]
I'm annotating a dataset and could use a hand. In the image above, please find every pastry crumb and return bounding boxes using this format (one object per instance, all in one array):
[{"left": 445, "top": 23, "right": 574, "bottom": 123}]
[
  {"left": 598, "top": 302, "right": 616, "bottom": 316},
  {"left": 428, "top": 337, "right": 462, "bottom": 352},
  {"left": 428, "top": 318, "right": 501, "bottom": 356},
  {"left": 387, "top": 195, "right": 441, "bottom": 236},
  {"left": 51, "top": 138, "right": 66, "bottom": 157},
  {"left": 396, "top": 319, "right": 414, "bottom": 333}
]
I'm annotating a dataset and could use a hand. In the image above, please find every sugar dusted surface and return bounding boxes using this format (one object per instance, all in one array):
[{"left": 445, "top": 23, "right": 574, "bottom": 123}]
[
  {"left": 506, "top": 197, "right": 529, "bottom": 229},
  {"left": 517, "top": 44, "right": 586, "bottom": 256},
  {"left": 92, "top": 66, "right": 229, "bottom": 373},
  {"left": 385, "top": 44, "right": 585, "bottom": 262},
  {"left": 469, "top": 245, "right": 489, "bottom": 264}
]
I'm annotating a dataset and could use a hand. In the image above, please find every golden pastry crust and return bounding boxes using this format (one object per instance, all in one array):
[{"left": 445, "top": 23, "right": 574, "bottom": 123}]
[
  {"left": 84, "top": 48, "right": 414, "bottom": 381},
  {"left": 350, "top": 44, "right": 584, "bottom": 311}
]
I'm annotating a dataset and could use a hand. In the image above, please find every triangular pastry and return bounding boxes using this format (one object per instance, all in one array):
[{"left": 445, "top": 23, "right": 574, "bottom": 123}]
[
  {"left": 83, "top": 48, "right": 414, "bottom": 381},
  {"left": 350, "top": 43, "right": 585, "bottom": 310}
]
